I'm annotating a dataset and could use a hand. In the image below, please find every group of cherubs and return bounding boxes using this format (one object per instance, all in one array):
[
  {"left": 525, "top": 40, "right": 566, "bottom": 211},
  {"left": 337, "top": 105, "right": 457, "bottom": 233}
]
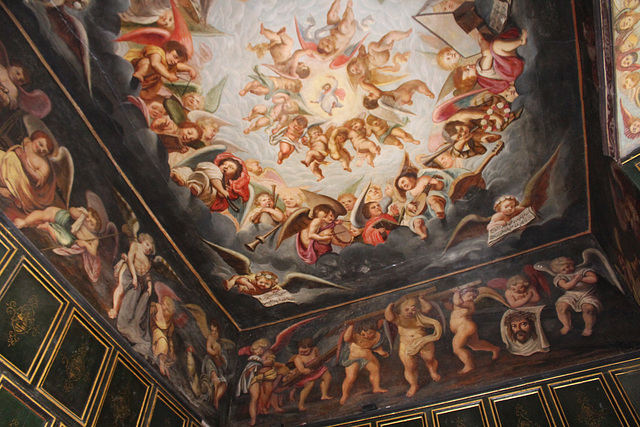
[{"left": 237, "top": 252, "right": 603, "bottom": 425}]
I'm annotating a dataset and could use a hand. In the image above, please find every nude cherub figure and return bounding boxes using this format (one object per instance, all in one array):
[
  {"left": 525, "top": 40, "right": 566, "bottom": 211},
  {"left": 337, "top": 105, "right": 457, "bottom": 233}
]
[
  {"left": 385, "top": 294, "right": 443, "bottom": 397},
  {"left": 316, "top": 0, "right": 357, "bottom": 58},
  {"left": 259, "top": 24, "right": 311, "bottom": 79},
  {"left": 280, "top": 190, "right": 304, "bottom": 220},
  {"left": 328, "top": 127, "right": 353, "bottom": 172},
  {"left": 243, "top": 93, "right": 301, "bottom": 135},
  {"left": 505, "top": 275, "right": 541, "bottom": 309},
  {"left": 339, "top": 320, "right": 388, "bottom": 405},
  {"left": 487, "top": 195, "right": 526, "bottom": 231},
  {"left": 366, "top": 114, "right": 419, "bottom": 149},
  {"left": 270, "top": 115, "right": 308, "bottom": 164},
  {"left": 291, "top": 337, "right": 332, "bottom": 411},
  {"left": 301, "top": 125, "right": 330, "bottom": 181},
  {"left": 344, "top": 118, "right": 380, "bottom": 167},
  {"left": 449, "top": 287, "right": 500, "bottom": 374},
  {"left": 348, "top": 29, "right": 412, "bottom": 84},
  {"left": 109, "top": 233, "right": 156, "bottom": 319},
  {"left": 361, "top": 79, "right": 434, "bottom": 110}
]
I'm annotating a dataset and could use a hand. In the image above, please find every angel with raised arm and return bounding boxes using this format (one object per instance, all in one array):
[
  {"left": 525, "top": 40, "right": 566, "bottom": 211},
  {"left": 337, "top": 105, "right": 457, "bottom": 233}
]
[
  {"left": 14, "top": 190, "right": 117, "bottom": 284},
  {"left": 534, "top": 249, "right": 625, "bottom": 337}
]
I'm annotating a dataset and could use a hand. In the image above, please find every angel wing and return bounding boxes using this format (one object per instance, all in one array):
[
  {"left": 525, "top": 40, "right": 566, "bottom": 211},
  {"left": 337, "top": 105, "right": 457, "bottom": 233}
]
[
  {"left": 203, "top": 75, "right": 228, "bottom": 113},
  {"left": 271, "top": 315, "right": 324, "bottom": 354},
  {"left": 476, "top": 286, "right": 510, "bottom": 307},
  {"left": 18, "top": 89, "right": 52, "bottom": 119},
  {"left": 379, "top": 95, "right": 416, "bottom": 116},
  {"left": 50, "top": 147, "right": 74, "bottom": 209},
  {"left": 201, "top": 237, "right": 252, "bottom": 276},
  {"left": 86, "top": 190, "right": 119, "bottom": 266},
  {"left": 112, "top": 190, "right": 140, "bottom": 242},
  {"left": 444, "top": 214, "right": 491, "bottom": 252},
  {"left": 116, "top": 0, "right": 193, "bottom": 57},
  {"left": 432, "top": 88, "right": 487, "bottom": 123},
  {"left": 620, "top": 100, "right": 640, "bottom": 139},
  {"left": 173, "top": 144, "right": 227, "bottom": 169},
  {"left": 330, "top": 34, "right": 369, "bottom": 69},
  {"left": 275, "top": 207, "right": 312, "bottom": 249},
  {"left": 295, "top": 17, "right": 319, "bottom": 52},
  {"left": 280, "top": 272, "right": 351, "bottom": 292},
  {"left": 153, "top": 255, "right": 185, "bottom": 287},
  {"left": 520, "top": 145, "right": 561, "bottom": 211},
  {"left": 350, "top": 181, "right": 370, "bottom": 229},
  {"left": 300, "top": 189, "right": 347, "bottom": 217},
  {"left": 578, "top": 248, "right": 625, "bottom": 294}
]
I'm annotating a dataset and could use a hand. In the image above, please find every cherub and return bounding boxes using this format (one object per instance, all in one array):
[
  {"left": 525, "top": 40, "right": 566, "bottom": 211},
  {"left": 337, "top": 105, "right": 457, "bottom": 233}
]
[
  {"left": 269, "top": 115, "right": 308, "bottom": 164},
  {"left": 328, "top": 127, "right": 353, "bottom": 172},
  {"left": 449, "top": 286, "right": 502, "bottom": 374},
  {"left": 149, "top": 294, "right": 178, "bottom": 376},
  {"left": 203, "top": 319, "right": 229, "bottom": 409},
  {"left": 243, "top": 93, "right": 302, "bottom": 135},
  {"left": 224, "top": 270, "right": 282, "bottom": 296},
  {"left": 504, "top": 274, "right": 542, "bottom": 308},
  {"left": 111, "top": 191, "right": 184, "bottom": 353},
  {"left": 361, "top": 79, "right": 434, "bottom": 110},
  {"left": 239, "top": 66, "right": 303, "bottom": 98},
  {"left": 0, "top": 116, "right": 73, "bottom": 217},
  {"left": 344, "top": 118, "right": 381, "bottom": 167},
  {"left": 445, "top": 145, "right": 560, "bottom": 252},
  {"left": 385, "top": 294, "right": 443, "bottom": 396},
  {"left": 361, "top": 201, "right": 398, "bottom": 246},
  {"left": 181, "top": 92, "right": 205, "bottom": 112},
  {"left": 237, "top": 317, "right": 322, "bottom": 425},
  {"left": 0, "top": 60, "right": 29, "bottom": 111},
  {"left": 124, "top": 40, "right": 197, "bottom": 101},
  {"left": 245, "top": 192, "right": 285, "bottom": 227},
  {"left": 258, "top": 24, "right": 311, "bottom": 80},
  {"left": 533, "top": 250, "right": 626, "bottom": 337},
  {"left": 275, "top": 191, "right": 353, "bottom": 264},
  {"left": 620, "top": 100, "right": 640, "bottom": 139},
  {"left": 346, "top": 29, "right": 412, "bottom": 89},
  {"left": 14, "top": 191, "right": 116, "bottom": 283},
  {"left": 366, "top": 114, "right": 419, "bottom": 149},
  {"left": 487, "top": 195, "right": 527, "bottom": 231},
  {"left": 110, "top": 233, "right": 156, "bottom": 319},
  {"left": 289, "top": 338, "right": 332, "bottom": 411},
  {"left": 616, "top": 10, "right": 640, "bottom": 33},
  {"left": 338, "top": 319, "right": 389, "bottom": 404},
  {"left": 280, "top": 189, "right": 305, "bottom": 220},
  {"left": 301, "top": 125, "right": 330, "bottom": 181},
  {"left": 299, "top": 0, "right": 357, "bottom": 61},
  {"left": 203, "top": 239, "right": 349, "bottom": 305}
]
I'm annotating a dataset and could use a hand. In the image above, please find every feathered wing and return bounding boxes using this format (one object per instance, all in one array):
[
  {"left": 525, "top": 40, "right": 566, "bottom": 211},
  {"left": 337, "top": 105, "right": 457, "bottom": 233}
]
[
  {"left": 520, "top": 145, "right": 561, "bottom": 211},
  {"left": 18, "top": 89, "right": 52, "bottom": 119},
  {"left": 476, "top": 286, "right": 510, "bottom": 307},
  {"left": 579, "top": 248, "right": 626, "bottom": 294},
  {"left": 152, "top": 255, "right": 185, "bottom": 287},
  {"left": 113, "top": 190, "right": 140, "bottom": 242},
  {"left": 444, "top": 214, "right": 491, "bottom": 252},
  {"left": 275, "top": 208, "right": 312, "bottom": 249},
  {"left": 271, "top": 315, "right": 324, "bottom": 354},
  {"left": 115, "top": 27, "right": 171, "bottom": 47},
  {"left": 86, "top": 190, "right": 119, "bottom": 265},
  {"left": 300, "top": 189, "right": 347, "bottom": 216},
  {"left": 184, "top": 303, "right": 209, "bottom": 338},
  {"left": 330, "top": 34, "right": 368, "bottom": 69},
  {"left": 174, "top": 144, "right": 227, "bottom": 169},
  {"left": 350, "top": 181, "right": 370, "bottom": 229},
  {"left": 154, "top": 280, "right": 181, "bottom": 302},
  {"left": 200, "top": 237, "right": 252, "bottom": 276},
  {"left": 295, "top": 17, "right": 319, "bottom": 52},
  {"left": 204, "top": 75, "right": 228, "bottom": 113},
  {"left": 432, "top": 88, "right": 486, "bottom": 123},
  {"left": 280, "top": 272, "right": 351, "bottom": 292},
  {"left": 50, "top": 147, "right": 74, "bottom": 209},
  {"left": 523, "top": 264, "right": 551, "bottom": 296}
]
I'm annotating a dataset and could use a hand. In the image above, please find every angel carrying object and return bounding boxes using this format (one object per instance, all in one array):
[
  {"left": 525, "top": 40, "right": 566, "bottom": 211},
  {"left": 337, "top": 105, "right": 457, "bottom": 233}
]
[
  {"left": 534, "top": 248, "right": 625, "bottom": 337},
  {"left": 202, "top": 238, "right": 350, "bottom": 307}
]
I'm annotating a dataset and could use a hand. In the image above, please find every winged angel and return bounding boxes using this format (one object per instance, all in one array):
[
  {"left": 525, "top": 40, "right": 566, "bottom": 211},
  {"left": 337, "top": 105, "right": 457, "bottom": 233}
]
[
  {"left": 110, "top": 191, "right": 185, "bottom": 356},
  {"left": 202, "top": 239, "right": 350, "bottom": 307},
  {"left": 444, "top": 145, "right": 560, "bottom": 251}
]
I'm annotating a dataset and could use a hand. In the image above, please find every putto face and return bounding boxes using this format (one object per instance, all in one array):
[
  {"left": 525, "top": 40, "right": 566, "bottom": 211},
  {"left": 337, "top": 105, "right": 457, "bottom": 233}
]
[
  {"left": 166, "top": 50, "right": 180, "bottom": 66},
  {"left": 8, "top": 66, "right": 26, "bottom": 86},
  {"left": 157, "top": 10, "right": 174, "bottom": 30},
  {"left": 32, "top": 137, "right": 51, "bottom": 157},
  {"left": 397, "top": 176, "right": 416, "bottom": 191}
]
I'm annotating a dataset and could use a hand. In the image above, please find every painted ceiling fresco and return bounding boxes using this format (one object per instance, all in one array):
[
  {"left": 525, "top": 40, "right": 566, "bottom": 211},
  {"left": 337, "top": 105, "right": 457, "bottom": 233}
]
[{"left": 0, "top": 0, "right": 624, "bottom": 425}]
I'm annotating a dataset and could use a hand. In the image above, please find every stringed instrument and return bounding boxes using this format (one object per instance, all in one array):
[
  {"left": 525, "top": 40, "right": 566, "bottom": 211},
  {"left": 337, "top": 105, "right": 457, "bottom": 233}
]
[{"left": 448, "top": 140, "right": 504, "bottom": 203}]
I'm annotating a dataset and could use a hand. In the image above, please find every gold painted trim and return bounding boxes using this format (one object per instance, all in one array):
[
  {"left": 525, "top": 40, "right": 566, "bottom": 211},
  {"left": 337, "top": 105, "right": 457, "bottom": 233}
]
[
  {"left": 90, "top": 353, "right": 153, "bottom": 427},
  {"left": 431, "top": 399, "right": 488, "bottom": 427},
  {"left": 489, "top": 387, "right": 556, "bottom": 427},
  {"left": 376, "top": 412, "right": 426, "bottom": 427},
  {"left": 548, "top": 373, "right": 626, "bottom": 427},
  {"left": 0, "top": 258, "right": 67, "bottom": 382},
  {"left": 0, "top": 224, "right": 18, "bottom": 276},
  {"left": 0, "top": 374, "right": 56, "bottom": 426},
  {"left": 0, "top": 0, "right": 596, "bottom": 332},
  {"left": 36, "top": 309, "right": 112, "bottom": 425},
  {"left": 147, "top": 390, "right": 189, "bottom": 427},
  {"left": 609, "top": 363, "right": 640, "bottom": 425}
]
